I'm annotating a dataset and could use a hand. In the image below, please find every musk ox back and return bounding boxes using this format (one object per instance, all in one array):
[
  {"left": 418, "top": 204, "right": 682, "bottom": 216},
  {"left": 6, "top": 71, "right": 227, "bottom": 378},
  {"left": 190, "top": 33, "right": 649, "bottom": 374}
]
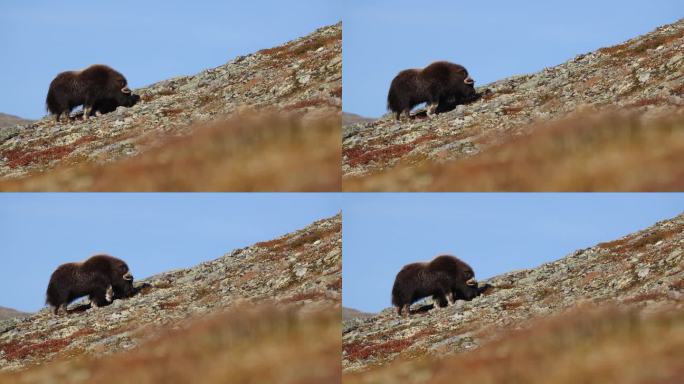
[
  {"left": 46, "top": 64, "right": 139, "bottom": 123},
  {"left": 391, "top": 254, "right": 480, "bottom": 316},
  {"left": 387, "top": 61, "right": 479, "bottom": 120},
  {"left": 46, "top": 254, "right": 135, "bottom": 315}
]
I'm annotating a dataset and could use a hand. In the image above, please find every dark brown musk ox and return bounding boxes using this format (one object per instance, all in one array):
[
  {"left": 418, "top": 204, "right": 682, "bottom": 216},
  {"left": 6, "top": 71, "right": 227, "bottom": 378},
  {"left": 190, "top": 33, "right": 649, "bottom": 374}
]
[
  {"left": 391, "top": 254, "right": 482, "bottom": 317},
  {"left": 46, "top": 254, "right": 135, "bottom": 315},
  {"left": 387, "top": 61, "right": 480, "bottom": 120},
  {"left": 46, "top": 64, "right": 140, "bottom": 123}
]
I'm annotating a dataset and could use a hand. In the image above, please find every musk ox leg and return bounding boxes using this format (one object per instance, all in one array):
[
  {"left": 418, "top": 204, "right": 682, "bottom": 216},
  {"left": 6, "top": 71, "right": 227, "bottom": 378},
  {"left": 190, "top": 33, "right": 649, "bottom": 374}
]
[
  {"left": 54, "top": 303, "right": 67, "bottom": 315},
  {"left": 105, "top": 286, "right": 113, "bottom": 303},
  {"left": 426, "top": 102, "right": 439, "bottom": 118},
  {"left": 401, "top": 304, "right": 410, "bottom": 317},
  {"left": 89, "top": 288, "right": 109, "bottom": 308},
  {"left": 82, "top": 106, "right": 92, "bottom": 121},
  {"left": 433, "top": 294, "right": 449, "bottom": 308},
  {"left": 447, "top": 291, "right": 456, "bottom": 305},
  {"left": 57, "top": 112, "right": 69, "bottom": 124},
  {"left": 398, "top": 109, "right": 411, "bottom": 122}
]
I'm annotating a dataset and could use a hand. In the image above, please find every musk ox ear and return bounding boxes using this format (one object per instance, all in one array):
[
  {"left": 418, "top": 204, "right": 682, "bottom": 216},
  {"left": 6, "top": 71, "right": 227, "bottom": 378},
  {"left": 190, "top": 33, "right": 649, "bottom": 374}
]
[
  {"left": 123, "top": 271, "right": 133, "bottom": 281},
  {"left": 466, "top": 277, "right": 477, "bottom": 287},
  {"left": 121, "top": 86, "right": 132, "bottom": 94},
  {"left": 464, "top": 76, "right": 474, "bottom": 85}
]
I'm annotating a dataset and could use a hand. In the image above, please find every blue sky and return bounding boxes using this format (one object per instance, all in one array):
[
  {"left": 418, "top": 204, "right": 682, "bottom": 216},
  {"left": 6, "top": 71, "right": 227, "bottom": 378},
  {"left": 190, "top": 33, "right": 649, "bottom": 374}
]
[
  {"left": 0, "top": 0, "right": 341, "bottom": 119},
  {"left": 343, "top": 0, "right": 683, "bottom": 117},
  {"left": 0, "top": 193, "right": 342, "bottom": 312},
  {"left": 342, "top": 193, "right": 684, "bottom": 313}
]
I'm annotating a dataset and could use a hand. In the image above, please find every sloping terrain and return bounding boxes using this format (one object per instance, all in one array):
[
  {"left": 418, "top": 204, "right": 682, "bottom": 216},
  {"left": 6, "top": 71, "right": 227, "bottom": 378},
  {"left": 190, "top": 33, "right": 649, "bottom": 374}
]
[
  {"left": 343, "top": 307, "right": 375, "bottom": 321},
  {"left": 0, "top": 213, "right": 341, "bottom": 380},
  {"left": 342, "top": 112, "right": 374, "bottom": 127},
  {"left": 342, "top": 212, "right": 684, "bottom": 375},
  {"left": 0, "top": 113, "right": 340, "bottom": 191},
  {"left": 0, "top": 308, "right": 27, "bottom": 322},
  {"left": 345, "top": 306, "right": 683, "bottom": 384},
  {"left": 0, "top": 114, "right": 32, "bottom": 130},
  {"left": 343, "top": 19, "right": 684, "bottom": 190},
  {"left": 0, "top": 23, "right": 341, "bottom": 191}
]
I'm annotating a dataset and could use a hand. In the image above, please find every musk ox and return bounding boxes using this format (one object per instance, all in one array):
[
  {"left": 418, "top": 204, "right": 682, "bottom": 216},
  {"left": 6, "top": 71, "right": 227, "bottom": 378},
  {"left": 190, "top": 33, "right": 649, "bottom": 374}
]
[
  {"left": 46, "top": 64, "right": 139, "bottom": 123},
  {"left": 387, "top": 61, "right": 480, "bottom": 120},
  {"left": 391, "top": 254, "right": 480, "bottom": 317},
  {"left": 46, "top": 254, "right": 135, "bottom": 315}
]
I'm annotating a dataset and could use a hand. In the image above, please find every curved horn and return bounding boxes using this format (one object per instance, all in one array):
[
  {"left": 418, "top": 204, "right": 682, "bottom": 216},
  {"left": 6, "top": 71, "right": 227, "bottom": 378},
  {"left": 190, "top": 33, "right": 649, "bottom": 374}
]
[
  {"left": 121, "top": 86, "right": 131, "bottom": 94},
  {"left": 123, "top": 271, "right": 133, "bottom": 281},
  {"left": 464, "top": 76, "right": 474, "bottom": 85},
  {"left": 466, "top": 277, "right": 477, "bottom": 287}
]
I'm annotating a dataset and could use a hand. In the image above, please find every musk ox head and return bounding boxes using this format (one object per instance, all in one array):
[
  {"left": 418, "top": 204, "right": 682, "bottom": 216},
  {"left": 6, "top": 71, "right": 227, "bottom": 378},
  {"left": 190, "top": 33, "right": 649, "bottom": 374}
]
[
  {"left": 89, "top": 93, "right": 141, "bottom": 116},
  {"left": 46, "top": 64, "right": 138, "bottom": 123},
  {"left": 387, "top": 61, "right": 479, "bottom": 120},
  {"left": 391, "top": 254, "right": 481, "bottom": 317},
  {"left": 46, "top": 254, "right": 135, "bottom": 315}
]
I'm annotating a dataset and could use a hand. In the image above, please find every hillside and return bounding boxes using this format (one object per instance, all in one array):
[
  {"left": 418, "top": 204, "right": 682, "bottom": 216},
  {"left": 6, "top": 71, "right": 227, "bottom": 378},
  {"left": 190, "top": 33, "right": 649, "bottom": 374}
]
[
  {"left": 342, "top": 112, "right": 374, "bottom": 126},
  {"left": 343, "top": 19, "right": 684, "bottom": 191},
  {"left": 0, "top": 214, "right": 341, "bottom": 381},
  {"left": 343, "top": 307, "right": 374, "bottom": 321},
  {"left": 0, "top": 114, "right": 32, "bottom": 130},
  {"left": 342, "top": 212, "right": 684, "bottom": 376},
  {"left": 0, "top": 308, "right": 27, "bottom": 322},
  {"left": 0, "top": 23, "right": 341, "bottom": 191}
]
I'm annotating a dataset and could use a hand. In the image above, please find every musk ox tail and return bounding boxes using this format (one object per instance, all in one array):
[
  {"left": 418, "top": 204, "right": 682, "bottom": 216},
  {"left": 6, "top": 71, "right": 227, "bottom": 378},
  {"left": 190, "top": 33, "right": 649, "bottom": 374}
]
[
  {"left": 387, "top": 88, "right": 400, "bottom": 114},
  {"left": 390, "top": 283, "right": 401, "bottom": 307},
  {"left": 46, "top": 88, "right": 58, "bottom": 115}
]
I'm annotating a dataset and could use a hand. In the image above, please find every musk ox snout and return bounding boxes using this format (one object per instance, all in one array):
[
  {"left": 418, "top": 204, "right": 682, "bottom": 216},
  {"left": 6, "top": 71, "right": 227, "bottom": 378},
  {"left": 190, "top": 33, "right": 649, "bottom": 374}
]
[
  {"left": 391, "top": 254, "right": 481, "bottom": 317},
  {"left": 46, "top": 254, "right": 135, "bottom": 315}
]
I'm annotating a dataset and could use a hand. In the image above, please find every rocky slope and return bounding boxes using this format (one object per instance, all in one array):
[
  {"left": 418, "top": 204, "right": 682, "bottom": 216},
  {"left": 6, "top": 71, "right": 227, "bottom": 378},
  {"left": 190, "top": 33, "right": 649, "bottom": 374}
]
[
  {"left": 0, "top": 114, "right": 32, "bottom": 130},
  {"left": 343, "top": 307, "right": 374, "bottom": 321},
  {"left": 342, "top": 212, "right": 684, "bottom": 373},
  {"left": 343, "top": 19, "right": 684, "bottom": 188},
  {"left": 0, "top": 308, "right": 27, "bottom": 322},
  {"left": 0, "top": 23, "right": 341, "bottom": 187},
  {"left": 0, "top": 213, "right": 341, "bottom": 372},
  {"left": 342, "top": 112, "right": 374, "bottom": 127}
]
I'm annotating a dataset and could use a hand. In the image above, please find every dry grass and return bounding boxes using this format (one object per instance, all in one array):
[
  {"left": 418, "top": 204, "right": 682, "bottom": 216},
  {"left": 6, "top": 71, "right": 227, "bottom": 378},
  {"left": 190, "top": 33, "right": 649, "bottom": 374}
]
[
  {"left": 598, "top": 224, "right": 684, "bottom": 254},
  {"left": 259, "top": 32, "right": 340, "bottom": 61},
  {"left": 255, "top": 220, "right": 341, "bottom": 253},
  {"left": 1, "top": 135, "right": 96, "bottom": 168},
  {"left": 0, "top": 305, "right": 340, "bottom": 384},
  {"left": 345, "top": 306, "right": 684, "bottom": 384},
  {"left": 345, "top": 110, "right": 684, "bottom": 191},
  {"left": 599, "top": 28, "right": 684, "bottom": 58},
  {"left": 0, "top": 112, "right": 341, "bottom": 191}
]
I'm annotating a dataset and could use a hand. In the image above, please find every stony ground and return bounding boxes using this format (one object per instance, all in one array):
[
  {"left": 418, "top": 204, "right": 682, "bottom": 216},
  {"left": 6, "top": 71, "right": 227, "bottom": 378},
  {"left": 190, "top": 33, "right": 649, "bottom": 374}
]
[
  {"left": 343, "top": 19, "right": 684, "bottom": 187},
  {"left": 0, "top": 214, "right": 341, "bottom": 372},
  {"left": 342, "top": 212, "right": 684, "bottom": 373},
  {"left": 0, "top": 23, "right": 341, "bottom": 183}
]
